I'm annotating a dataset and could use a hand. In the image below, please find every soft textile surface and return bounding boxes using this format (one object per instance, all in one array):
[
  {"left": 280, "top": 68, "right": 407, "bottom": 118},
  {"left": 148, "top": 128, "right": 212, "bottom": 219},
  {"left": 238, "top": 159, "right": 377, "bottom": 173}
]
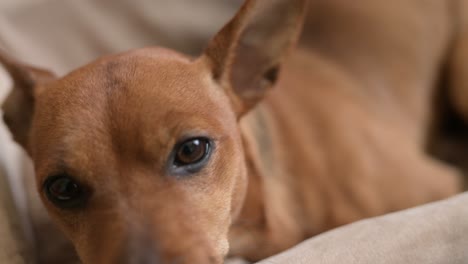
[
  {"left": 0, "top": 1, "right": 467, "bottom": 263},
  {"left": 0, "top": 164, "right": 28, "bottom": 264},
  {"left": 0, "top": 0, "right": 242, "bottom": 74},
  {"left": 258, "top": 193, "right": 468, "bottom": 264}
]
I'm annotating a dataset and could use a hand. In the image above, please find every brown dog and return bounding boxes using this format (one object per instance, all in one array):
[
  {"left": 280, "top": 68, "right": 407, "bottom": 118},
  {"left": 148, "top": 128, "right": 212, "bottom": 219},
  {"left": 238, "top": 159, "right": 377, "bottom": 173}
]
[{"left": 1, "top": 0, "right": 466, "bottom": 263}]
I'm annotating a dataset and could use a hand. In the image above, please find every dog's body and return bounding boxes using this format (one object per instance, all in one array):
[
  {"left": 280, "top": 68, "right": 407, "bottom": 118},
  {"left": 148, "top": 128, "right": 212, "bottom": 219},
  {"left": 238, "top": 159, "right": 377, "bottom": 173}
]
[
  {"left": 1, "top": 0, "right": 467, "bottom": 263},
  {"left": 230, "top": 0, "right": 467, "bottom": 259}
]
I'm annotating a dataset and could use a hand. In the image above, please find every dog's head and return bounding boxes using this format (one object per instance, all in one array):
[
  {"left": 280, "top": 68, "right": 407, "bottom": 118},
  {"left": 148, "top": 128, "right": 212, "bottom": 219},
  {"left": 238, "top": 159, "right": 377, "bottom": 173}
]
[{"left": 1, "top": 1, "right": 305, "bottom": 263}]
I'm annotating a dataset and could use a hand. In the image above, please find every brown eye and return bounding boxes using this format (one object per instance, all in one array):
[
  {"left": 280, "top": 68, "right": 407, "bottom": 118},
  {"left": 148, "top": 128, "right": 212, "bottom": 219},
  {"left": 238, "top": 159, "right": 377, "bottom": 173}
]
[
  {"left": 175, "top": 138, "right": 210, "bottom": 165},
  {"left": 170, "top": 137, "right": 213, "bottom": 175},
  {"left": 44, "top": 175, "right": 88, "bottom": 209}
]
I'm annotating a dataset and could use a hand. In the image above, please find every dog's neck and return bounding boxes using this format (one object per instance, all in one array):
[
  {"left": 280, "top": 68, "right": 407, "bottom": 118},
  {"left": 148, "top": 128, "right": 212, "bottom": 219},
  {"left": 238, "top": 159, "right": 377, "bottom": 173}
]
[{"left": 228, "top": 103, "right": 306, "bottom": 258}]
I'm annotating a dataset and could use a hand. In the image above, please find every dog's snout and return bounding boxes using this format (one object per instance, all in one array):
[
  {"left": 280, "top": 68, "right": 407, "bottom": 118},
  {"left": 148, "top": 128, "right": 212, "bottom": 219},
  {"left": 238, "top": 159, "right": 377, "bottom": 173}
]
[{"left": 113, "top": 232, "right": 162, "bottom": 264}]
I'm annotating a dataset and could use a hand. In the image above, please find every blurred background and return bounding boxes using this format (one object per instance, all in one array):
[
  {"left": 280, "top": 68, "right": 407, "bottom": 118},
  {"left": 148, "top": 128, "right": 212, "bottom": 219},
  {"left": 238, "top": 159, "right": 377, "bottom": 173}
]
[{"left": 0, "top": 0, "right": 243, "bottom": 74}]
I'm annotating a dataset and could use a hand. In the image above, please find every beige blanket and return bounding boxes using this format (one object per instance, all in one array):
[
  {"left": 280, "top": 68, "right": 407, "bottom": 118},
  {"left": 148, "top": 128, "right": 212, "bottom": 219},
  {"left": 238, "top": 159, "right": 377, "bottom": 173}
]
[
  {"left": 259, "top": 193, "right": 468, "bottom": 264},
  {"left": 0, "top": 1, "right": 467, "bottom": 263},
  {"left": 0, "top": 165, "right": 28, "bottom": 264}
]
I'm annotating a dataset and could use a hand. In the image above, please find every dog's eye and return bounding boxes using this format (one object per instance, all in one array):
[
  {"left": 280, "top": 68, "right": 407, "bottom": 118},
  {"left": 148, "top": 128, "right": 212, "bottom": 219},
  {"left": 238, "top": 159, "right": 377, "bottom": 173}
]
[
  {"left": 171, "top": 137, "right": 212, "bottom": 174},
  {"left": 175, "top": 138, "right": 209, "bottom": 165},
  {"left": 44, "top": 175, "right": 88, "bottom": 209}
]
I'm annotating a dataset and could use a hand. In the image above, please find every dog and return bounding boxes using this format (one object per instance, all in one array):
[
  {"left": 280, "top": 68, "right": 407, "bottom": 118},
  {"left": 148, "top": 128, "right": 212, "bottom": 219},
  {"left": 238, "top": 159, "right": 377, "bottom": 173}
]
[{"left": 1, "top": 0, "right": 466, "bottom": 263}]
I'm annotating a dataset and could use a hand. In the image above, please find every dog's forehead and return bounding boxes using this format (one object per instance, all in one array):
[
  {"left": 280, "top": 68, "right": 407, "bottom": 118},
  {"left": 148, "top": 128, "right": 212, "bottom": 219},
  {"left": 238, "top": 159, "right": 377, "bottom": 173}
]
[
  {"left": 60, "top": 47, "right": 209, "bottom": 102},
  {"left": 32, "top": 48, "right": 236, "bottom": 170},
  {"left": 39, "top": 48, "right": 223, "bottom": 121}
]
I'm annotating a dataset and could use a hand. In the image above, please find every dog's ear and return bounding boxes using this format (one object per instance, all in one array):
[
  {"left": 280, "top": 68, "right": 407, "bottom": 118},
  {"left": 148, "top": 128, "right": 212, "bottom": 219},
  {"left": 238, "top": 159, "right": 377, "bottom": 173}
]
[
  {"left": 204, "top": 0, "right": 307, "bottom": 115},
  {"left": 0, "top": 51, "right": 56, "bottom": 152}
]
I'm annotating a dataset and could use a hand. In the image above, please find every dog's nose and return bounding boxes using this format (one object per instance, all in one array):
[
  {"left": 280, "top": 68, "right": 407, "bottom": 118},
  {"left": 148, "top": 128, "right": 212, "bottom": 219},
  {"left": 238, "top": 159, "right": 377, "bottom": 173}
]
[
  {"left": 113, "top": 230, "right": 221, "bottom": 264},
  {"left": 116, "top": 249, "right": 161, "bottom": 264},
  {"left": 116, "top": 251, "right": 221, "bottom": 264},
  {"left": 114, "top": 235, "right": 162, "bottom": 264},
  {"left": 115, "top": 247, "right": 222, "bottom": 264}
]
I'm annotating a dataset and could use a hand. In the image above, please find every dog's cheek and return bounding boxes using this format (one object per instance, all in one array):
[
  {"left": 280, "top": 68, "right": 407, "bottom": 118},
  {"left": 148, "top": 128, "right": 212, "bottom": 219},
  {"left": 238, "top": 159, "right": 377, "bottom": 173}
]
[
  {"left": 229, "top": 159, "right": 248, "bottom": 220},
  {"left": 212, "top": 134, "right": 248, "bottom": 221}
]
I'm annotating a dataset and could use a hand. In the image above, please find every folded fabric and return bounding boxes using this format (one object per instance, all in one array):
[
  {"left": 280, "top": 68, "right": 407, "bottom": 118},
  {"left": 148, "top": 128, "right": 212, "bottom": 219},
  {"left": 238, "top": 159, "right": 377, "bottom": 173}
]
[
  {"left": 258, "top": 192, "right": 468, "bottom": 264},
  {"left": 0, "top": 163, "right": 28, "bottom": 264}
]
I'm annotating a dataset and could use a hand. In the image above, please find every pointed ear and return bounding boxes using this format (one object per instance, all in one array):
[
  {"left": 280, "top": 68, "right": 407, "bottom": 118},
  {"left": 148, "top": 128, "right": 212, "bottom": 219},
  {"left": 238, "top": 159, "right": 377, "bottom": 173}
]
[
  {"left": 0, "top": 51, "right": 56, "bottom": 152},
  {"left": 204, "top": 0, "right": 307, "bottom": 115}
]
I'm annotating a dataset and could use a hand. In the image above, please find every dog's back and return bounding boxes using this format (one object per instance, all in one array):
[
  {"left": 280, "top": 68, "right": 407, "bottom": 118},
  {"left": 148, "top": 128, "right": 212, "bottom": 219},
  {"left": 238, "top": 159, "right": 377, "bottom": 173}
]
[
  {"left": 300, "top": 0, "right": 455, "bottom": 136},
  {"left": 237, "top": 0, "right": 463, "bottom": 245}
]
